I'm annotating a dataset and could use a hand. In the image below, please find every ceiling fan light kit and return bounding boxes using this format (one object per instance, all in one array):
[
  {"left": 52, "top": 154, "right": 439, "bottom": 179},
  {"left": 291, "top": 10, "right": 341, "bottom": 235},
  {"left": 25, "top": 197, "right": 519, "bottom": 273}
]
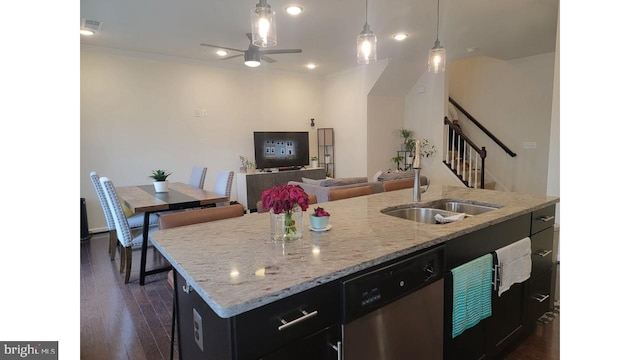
[
  {"left": 251, "top": 0, "right": 277, "bottom": 48},
  {"left": 201, "top": 33, "right": 302, "bottom": 68},
  {"left": 428, "top": 0, "right": 446, "bottom": 73},
  {"left": 357, "top": 0, "right": 377, "bottom": 64}
]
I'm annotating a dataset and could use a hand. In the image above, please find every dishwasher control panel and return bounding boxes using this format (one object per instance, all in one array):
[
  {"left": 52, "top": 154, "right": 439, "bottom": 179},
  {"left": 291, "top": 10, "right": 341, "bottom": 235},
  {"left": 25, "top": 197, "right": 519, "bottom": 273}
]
[{"left": 342, "top": 245, "right": 444, "bottom": 323}]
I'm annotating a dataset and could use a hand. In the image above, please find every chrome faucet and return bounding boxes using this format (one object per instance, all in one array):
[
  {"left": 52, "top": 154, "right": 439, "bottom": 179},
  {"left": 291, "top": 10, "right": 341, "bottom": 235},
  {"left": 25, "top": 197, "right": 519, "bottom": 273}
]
[{"left": 412, "top": 140, "right": 422, "bottom": 202}]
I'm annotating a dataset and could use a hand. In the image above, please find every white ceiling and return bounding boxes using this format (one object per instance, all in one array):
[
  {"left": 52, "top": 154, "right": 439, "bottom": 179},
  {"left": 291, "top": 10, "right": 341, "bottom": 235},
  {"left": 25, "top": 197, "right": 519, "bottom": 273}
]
[{"left": 80, "top": 0, "right": 558, "bottom": 79}]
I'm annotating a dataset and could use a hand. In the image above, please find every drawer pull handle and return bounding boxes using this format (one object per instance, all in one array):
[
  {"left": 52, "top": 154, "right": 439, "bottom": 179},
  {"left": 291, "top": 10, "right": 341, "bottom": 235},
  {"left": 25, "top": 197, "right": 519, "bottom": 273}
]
[
  {"left": 331, "top": 341, "right": 342, "bottom": 360},
  {"left": 538, "top": 215, "right": 555, "bottom": 222},
  {"left": 277, "top": 309, "right": 318, "bottom": 331},
  {"left": 533, "top": 293, "right": 550, "bottom": 303},
  {"left": 535, "top": 249, "right": 552, "bottom": 257}
]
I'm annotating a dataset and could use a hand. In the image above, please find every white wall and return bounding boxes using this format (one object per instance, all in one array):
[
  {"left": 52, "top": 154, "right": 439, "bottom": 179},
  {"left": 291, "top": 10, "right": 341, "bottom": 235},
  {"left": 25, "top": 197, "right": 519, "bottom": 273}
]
[
  {"left": 81, "top": 47, "right": 324, "bottom": 231},
  {"left": 405, "top": 70, "right": 462, "bottom": 186},
  {"left": 367, "top": 95, "right": 405, "bottom": 177},
  {"left": 448, "top": 53, "right": 556, "bottom": 195},
  {"left": 322, "top": 60, "right": 388, "bottom": 178}
]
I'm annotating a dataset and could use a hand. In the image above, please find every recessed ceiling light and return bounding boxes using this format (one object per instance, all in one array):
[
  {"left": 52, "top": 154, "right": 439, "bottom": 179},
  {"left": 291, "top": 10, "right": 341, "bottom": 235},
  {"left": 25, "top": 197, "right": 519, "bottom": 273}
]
[
  {"left": 305, "top": 63, "right": 317, "bottom": 69},
  {"left": 285, "top": 5, "right": 303, "bottom": 15},
  {"left": 216, "top": 50, "right": 228, "bottom": 56},
  {"left": 393, "top": 33, "right": 408, "bottom": 41},
  {"left": 284, "top": 5, "right": 302, "bottom": 16},
  {"left": 80, "top": 29, "right": 95, "bottom": 36},
  {"left": 466, "top": 47, "right": 478, "bottom": 53}
]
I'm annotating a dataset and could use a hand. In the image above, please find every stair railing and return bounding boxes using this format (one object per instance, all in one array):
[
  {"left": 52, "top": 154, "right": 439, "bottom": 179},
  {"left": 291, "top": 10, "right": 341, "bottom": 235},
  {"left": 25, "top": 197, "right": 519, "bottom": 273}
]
[
  {"left": 449, "top": 97, "right": 517, "bottom": 158},
  {"left": 443, "top": 117, "right": 487, "bottom": 188}
]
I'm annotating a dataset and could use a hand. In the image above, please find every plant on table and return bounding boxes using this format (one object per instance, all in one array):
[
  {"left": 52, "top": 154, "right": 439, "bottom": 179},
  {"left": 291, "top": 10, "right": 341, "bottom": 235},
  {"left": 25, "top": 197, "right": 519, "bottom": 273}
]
[
  {"left": 149, "top": 169, "right": 171, "bottom": 181},
  {"left": 391, "top": 155, "right": 404, "bottom": 170},
  {"left": 261, "top": 184, "right": 310, "bottom": 240},
  {"left": 239, "top": 156, "right": 256, "bottom": 173},
  {"left": 310, "top": 207, "right": 331, "bottom": 230}
]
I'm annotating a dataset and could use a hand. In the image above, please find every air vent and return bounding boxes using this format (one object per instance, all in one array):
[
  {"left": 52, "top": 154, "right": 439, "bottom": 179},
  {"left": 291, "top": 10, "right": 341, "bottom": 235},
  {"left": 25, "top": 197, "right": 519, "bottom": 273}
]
[{"left": 81, "top": 18, "right": 103, "bottom": 32}]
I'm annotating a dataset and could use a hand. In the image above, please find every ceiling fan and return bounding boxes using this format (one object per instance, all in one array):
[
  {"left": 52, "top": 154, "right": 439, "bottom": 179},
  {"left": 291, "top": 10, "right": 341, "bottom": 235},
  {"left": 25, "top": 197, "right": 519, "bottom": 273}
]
[{"left": 201, "top": 33, "right": 302, "bottom": 67}]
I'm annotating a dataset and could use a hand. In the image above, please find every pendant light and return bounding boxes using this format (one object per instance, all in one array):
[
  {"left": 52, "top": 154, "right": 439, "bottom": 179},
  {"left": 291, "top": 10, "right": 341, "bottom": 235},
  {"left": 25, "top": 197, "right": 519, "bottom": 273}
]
[
  {"left": 428, "top": 0, "right": 446, "bottom": 73},
  {"left": 357, "top": 0, "right": 377, "bottom": 64},
  {"left": 251, "top": 0, "right": 277, "bottom": 48}
]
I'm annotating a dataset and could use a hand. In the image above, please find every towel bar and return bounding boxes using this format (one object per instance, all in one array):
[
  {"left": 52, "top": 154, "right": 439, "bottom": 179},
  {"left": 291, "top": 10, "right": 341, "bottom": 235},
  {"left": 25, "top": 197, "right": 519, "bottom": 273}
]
[{"left": 492, "top": 263, "right": 503, "bottom": 291}]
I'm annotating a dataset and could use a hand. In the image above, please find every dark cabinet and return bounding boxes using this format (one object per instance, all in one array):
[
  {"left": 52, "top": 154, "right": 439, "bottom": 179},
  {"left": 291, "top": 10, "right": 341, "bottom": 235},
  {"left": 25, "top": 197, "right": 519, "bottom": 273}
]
[
  {"left": 444, "top": 213, "right": 531, "bottom": 360},
  {"left": 174, "top": 270, "right": 340, "bottom": 360},
  {"left": 525, "top": 206, "right": 556, "bottom": 333}
]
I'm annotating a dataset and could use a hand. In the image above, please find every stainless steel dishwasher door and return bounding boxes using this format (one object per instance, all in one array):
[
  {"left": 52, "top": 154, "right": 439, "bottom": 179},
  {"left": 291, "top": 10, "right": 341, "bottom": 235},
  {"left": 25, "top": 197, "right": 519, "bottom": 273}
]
[{"left": 343, "top": 278, "right": 443, "bottom": 360}]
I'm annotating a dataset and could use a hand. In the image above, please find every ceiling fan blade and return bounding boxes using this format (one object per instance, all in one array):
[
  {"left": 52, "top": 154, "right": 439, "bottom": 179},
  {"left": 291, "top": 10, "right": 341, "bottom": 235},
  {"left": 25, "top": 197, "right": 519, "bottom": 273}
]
[
  {"left": 221, "top": 54, "right": 243, "bottom": 61},
  {"left": 261, "top": 56, "right": 277, "bottom": 63},
  {"left": 200, "top": 43, "right": 245, "bottom": 53},
  {"left": 260, "top": 49, "right": 303, "bottom": 55}
]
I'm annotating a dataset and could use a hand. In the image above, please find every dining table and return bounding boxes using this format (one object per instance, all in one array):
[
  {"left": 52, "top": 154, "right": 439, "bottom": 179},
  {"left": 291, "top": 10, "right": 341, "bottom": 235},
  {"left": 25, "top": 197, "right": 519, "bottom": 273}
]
[{"left": 116, "top": 182, "right": 229, "bottom": 285}]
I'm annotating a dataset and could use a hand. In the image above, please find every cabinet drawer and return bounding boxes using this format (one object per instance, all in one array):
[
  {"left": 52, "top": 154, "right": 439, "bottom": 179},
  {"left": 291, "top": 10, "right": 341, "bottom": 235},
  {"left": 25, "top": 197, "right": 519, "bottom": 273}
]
[
  {"left": 234, "top": 281, "right": 340, "bottom": 359},
  {"left": 526, "top": 270, "right": 552, "bottom": 331},
  {"left": 531, "top": 227, "right": 554, "bottom": 277},
  {"left": 531, "top": 206, "right": 555, "bottom": 235}
]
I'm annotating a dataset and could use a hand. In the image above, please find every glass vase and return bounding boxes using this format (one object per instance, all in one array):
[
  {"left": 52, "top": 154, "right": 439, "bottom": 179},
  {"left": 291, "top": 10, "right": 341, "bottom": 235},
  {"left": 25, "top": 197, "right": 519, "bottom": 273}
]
[{"left": 270, "top": 205, "right": 303, "bottom": 241}]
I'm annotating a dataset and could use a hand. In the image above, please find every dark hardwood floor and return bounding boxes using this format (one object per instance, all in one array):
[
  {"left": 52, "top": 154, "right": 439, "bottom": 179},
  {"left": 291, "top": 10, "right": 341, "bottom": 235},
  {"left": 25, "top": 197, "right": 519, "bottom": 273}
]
[{"left": 81, "top": 232, "right": 559, "bottom": 359}]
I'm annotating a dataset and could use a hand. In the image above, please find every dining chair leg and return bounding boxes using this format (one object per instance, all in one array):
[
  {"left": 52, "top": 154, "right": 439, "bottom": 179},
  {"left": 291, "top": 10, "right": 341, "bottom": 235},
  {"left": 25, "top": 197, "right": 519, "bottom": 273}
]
[
  {"left": 108, "top": 229, "right": 117, "bottom": 261},
  {"left": 119, "top": 244, "right": 125, "bottom": 273},
  {"left": 124, "top": 247, "right": 132, "bottom": 284}
]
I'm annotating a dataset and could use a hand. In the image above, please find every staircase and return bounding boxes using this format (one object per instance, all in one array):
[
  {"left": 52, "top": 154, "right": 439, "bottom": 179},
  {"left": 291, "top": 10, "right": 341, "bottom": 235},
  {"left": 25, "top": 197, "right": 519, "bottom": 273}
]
[{"left": 443, "top": 98, "right": 516, "bottom": 190}]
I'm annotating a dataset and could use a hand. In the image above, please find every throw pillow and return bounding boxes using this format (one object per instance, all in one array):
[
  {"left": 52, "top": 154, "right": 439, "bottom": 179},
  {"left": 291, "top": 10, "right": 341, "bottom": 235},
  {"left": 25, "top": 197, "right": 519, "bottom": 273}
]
[
  {"left": 378, "top": 171, "right": 413, "bottom": 182},
  {"left": 318, "top": 177, "right": 368, "bottom": 187},
  {"left": 301, "top": 177, "right": 323, "bottom": 185}
]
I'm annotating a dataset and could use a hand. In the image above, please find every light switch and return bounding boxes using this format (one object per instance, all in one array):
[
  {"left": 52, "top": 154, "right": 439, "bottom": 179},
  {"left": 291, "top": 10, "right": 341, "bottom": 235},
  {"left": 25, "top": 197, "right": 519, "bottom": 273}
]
[{"left": 523, "top": 142, "right": 537, "bottom": 149}]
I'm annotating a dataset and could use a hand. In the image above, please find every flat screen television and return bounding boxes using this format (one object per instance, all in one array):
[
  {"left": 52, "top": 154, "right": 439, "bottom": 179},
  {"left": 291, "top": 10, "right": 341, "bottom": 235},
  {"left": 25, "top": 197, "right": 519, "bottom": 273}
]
[{"left": 254, "top": 131, "right": 310, "bottom": 170}]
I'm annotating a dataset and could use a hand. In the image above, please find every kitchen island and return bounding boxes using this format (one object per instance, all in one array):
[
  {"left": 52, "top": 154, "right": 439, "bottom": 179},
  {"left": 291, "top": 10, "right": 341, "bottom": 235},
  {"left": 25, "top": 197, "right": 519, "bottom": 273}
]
[{"left": 151, "top": 185, "right": 559, "bottom": 359}]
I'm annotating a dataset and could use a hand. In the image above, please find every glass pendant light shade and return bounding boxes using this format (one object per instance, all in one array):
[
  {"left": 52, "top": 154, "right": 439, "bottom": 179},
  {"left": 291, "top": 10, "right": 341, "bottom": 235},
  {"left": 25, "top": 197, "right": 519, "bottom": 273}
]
[
  {"left": 428, "top": 40, "right": 446, "bottom": 73},
  {"left": 428, "top": 0, "right": 446, "bottom": 73},
  {"left": 357, "top": 24, "right": 377, "bottom": 64},
  {"left": 251, "top": 0, "right": 277, "bottom": 48},
  {"left": 357, "top": 0, "right": 377, "bottom": 64}
]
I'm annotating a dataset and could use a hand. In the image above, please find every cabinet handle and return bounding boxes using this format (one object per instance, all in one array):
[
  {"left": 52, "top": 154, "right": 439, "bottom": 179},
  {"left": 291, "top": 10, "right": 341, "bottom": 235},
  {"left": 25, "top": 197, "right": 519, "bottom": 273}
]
[
  {"left": 535, "top": 249, "right": 552, "bottom": 257},
  {"left": 330, "top": 341, "right": 342, "bottom": 360},
  {"left": 532, "top": 293, "right": 550, "bottom": 303},
  {"left": 538, "top": 215, "right": 555, "bottom": 222},
  {"left": 277, "top": 309, "right": 318, "bottom": 331},
  {"left": 182, "top": 284, "right": 192, "bottom": 294}
]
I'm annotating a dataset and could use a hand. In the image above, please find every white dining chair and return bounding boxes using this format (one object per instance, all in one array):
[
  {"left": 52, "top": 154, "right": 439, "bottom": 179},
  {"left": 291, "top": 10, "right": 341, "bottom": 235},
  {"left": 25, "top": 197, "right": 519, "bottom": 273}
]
[
  {"left": 213, "top": 170, "right": 234, "bottom": 206},
  {"left": 90, "top": 171, "right": 159, "bottom": 260},
  {"left": 100, "top": 176, "right": 159, "bottom": 284},
  {"left": 189, "top": 166, "right": 208, "bottom": 189}
]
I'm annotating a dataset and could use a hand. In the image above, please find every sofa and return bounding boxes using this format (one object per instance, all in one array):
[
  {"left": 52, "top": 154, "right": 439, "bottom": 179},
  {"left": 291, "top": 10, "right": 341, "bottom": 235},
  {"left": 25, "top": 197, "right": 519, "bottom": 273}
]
[{"left": 288, "top": 171, "right": 428, "bottom": 203}]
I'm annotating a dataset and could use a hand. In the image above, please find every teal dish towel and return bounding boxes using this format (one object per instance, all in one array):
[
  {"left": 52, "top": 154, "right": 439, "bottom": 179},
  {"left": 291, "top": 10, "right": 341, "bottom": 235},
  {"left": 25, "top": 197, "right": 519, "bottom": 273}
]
[{"left": 451, "top": 253, "right": 493, "bottom": 338}]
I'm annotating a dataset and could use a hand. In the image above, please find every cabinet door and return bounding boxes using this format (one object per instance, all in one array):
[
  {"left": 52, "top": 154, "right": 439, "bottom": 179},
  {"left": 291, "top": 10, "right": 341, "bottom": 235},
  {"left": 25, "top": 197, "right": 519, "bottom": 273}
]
[
  {"left": 174, "top": 271, "right": 233, "bottom": 360},
  {"left": 486, "top": 282, "right": 526, "bottom": 358}
]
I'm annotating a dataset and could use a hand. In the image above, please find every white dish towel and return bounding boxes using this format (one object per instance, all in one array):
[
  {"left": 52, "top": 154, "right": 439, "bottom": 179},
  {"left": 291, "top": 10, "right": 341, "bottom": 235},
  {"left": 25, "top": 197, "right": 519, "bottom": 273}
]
[{"left": 495, "top": 237, "right": 532, "bottom": 297}]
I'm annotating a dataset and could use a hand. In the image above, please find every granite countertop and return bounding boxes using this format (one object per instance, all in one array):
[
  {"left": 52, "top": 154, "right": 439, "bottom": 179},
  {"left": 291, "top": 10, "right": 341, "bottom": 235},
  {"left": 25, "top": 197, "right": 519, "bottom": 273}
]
[{"left": 150, "top": 185, "right": 559, "bottom": 318}]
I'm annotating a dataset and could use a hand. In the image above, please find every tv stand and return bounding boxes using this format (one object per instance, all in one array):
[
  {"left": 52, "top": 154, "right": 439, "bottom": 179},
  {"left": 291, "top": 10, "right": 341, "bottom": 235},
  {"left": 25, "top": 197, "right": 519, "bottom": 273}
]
[{"left": 237, "top": 168, "right": 326, "bottom": 212}]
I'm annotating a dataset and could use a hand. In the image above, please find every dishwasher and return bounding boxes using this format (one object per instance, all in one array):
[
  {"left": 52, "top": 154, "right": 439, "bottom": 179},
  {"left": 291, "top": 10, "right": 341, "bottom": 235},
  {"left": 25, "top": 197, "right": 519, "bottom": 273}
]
[{"left": 342, "top": 245, "right": 444, "bottom": 360}]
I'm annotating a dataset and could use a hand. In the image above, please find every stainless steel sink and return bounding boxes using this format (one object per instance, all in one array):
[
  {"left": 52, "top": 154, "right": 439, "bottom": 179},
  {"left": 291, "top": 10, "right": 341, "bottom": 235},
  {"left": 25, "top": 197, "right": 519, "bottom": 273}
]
[
  {"left": 436, "top": 201, "right": 501, "bottom": 215},
  {"left": 382, "top": 207, "right": 461, "bottom": 224},
  {"left": 381, "top": 199, "right": 501, "bottom": 224}
]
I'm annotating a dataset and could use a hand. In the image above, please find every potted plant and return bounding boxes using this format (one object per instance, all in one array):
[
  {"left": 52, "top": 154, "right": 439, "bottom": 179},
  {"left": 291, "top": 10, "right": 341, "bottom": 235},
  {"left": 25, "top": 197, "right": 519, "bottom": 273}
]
[
  {"left": 149, "top": 169, "right": 171, "bottom": 192},
  {"left": 309, "top": 207, "right": 330, "bottom": 230},
  {"left": 310, "top": 156, "right": 319, "bottom": 168},
  {"left": 397, "top": 128, "right": 414, "bottom": 151},
  {"left": 240, "top": 156, "right": 256, "bottom": 174},
  {"left": 391, "top": 155, "right": 404, "bottom": 170}
]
